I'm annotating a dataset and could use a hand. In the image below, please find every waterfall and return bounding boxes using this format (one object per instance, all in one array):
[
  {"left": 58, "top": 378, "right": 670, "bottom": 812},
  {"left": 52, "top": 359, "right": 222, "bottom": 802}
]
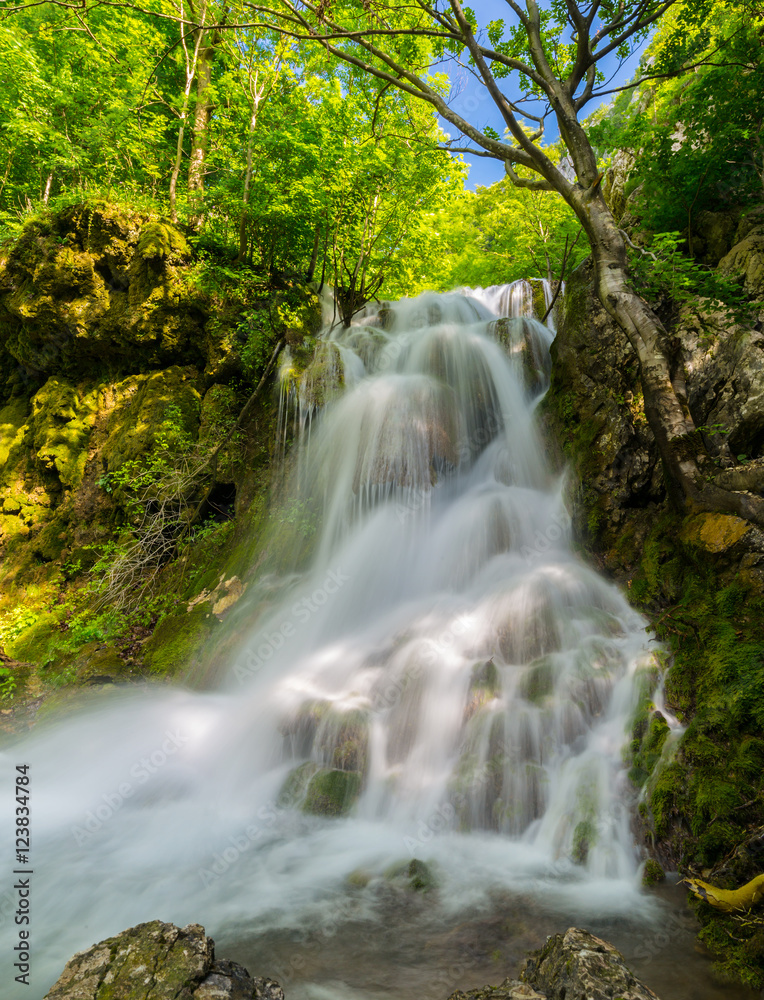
[{"left": 0, "top": 282, "right": 664, "bottom": 999}]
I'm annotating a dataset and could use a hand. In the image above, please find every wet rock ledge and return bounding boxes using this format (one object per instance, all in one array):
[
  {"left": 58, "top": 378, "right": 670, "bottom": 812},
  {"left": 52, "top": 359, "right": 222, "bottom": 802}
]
[
  {"left": 44, "top": 921, "right": 661, "bottom": 1000},
  {"left": 43, "top": 921, "right": 283, "bottom": 1000}
]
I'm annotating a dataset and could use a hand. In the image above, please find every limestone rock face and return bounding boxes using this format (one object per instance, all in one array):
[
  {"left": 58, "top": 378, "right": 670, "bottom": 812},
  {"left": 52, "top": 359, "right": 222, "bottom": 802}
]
[
  {"left": 543, "top": 257, "right": 662, "bottom": 553},
  {"left": 674, "top": 304, "right": 764, "bottom": 464},
  {"left": 719, "top": 234, "right": 764, "bottom": 299},
  {"left": 0, "top": 205, "right": 205, "bottom": 379},
  {"left": 43, "top": 920, "right": 284, "bottom": 1000},
  {"left": 520, "top": 927, "right": 661, "bottom": 1000},
  {"left": 602, "top": 149, "right": 637, "bottom": 225}
]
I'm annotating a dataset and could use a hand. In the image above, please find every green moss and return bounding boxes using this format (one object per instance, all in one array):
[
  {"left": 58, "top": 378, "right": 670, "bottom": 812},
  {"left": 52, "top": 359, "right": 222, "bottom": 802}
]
[
  {"left": 142, "top": 601, "right": 220, "bottom": 676},
  {"left": 629, "top": 712, "right": 670, "bottom": 787},
  {"left": 303, "top": 768, "right": 362, "bottom": 817},
  {"left": 572, "top": 819, "right": 595, "bottom": 864},
  {"left": 101, "top": 368, "right": 201, "bottom": 471},
  {"left": 384, "top": 858, "right": 438, "bottom": 893},
  {"left": 518, "top": 656, "right": 555, "bottom": 703},
  {"left": 0, "top": 396, "right": 29, "bottom": 467},
  {"left": 407, "top": 858, "right": 437, "bottom": 892},
  {"left": 137, "top": 221, "right": 190, "bottom": 262},
  {"left": 696, "top": 905, "right": 764, "bottom": 991},
  {"left": 6, "top": 610, "right": 62, "bottom": 663},
  {"left": 278, "top": 762, "right": 319, "bottom": 808},
  {"left": 642, "top": 859, "right": 665, "bottom": 886},
  {"left": 31, "top": 378, "right": 99, "bottom": 489}
]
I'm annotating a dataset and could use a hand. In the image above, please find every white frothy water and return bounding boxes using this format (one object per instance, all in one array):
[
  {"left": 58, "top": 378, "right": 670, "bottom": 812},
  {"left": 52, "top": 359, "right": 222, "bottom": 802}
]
[{"left": 0, "top": 282, "right": 665, "bottom": 998}]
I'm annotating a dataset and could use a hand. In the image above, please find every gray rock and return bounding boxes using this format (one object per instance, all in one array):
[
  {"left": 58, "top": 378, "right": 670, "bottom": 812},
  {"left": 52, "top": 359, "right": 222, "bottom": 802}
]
[
  {"left": 447, "top": 980, "right": 546, "bottom": 1000},
  {"left": 43, "top": 920, "right": 283, "bottom": 1000},
  {"left": 673, "top": 303, "right": 764, "bottom": 464},
  {"left": 719, "top": 234, "right": 764, "bottom": 298},
  {"left": 520, "top": 927, "right": 661, "bottom": 1000}
]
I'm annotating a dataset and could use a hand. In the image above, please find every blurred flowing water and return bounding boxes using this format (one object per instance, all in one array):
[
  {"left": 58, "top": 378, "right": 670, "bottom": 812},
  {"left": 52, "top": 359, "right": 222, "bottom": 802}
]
[{"left": 0, "top": 282, "right": 751, "bottom": 999}]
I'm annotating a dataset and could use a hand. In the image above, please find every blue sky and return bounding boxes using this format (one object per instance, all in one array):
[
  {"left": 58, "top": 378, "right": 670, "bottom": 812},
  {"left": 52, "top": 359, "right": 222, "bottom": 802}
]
[{"left": 435, "top": 1, "right": 649, "bottom": 189}]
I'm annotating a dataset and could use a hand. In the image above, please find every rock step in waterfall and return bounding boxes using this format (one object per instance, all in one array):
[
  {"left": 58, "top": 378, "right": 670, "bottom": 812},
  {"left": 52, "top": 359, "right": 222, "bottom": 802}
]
[{"left": 0, "top": 278, "right": 667, "bottom": 1000}]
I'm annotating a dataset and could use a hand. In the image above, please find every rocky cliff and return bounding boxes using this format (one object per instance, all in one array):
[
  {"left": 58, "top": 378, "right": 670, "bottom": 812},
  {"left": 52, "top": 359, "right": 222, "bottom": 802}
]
[
  {"left": 0, "top": 202, "right": 321, "bottom": 716},
  {"left": 544, "top": 206, "right": 764, "bottom": 988}
]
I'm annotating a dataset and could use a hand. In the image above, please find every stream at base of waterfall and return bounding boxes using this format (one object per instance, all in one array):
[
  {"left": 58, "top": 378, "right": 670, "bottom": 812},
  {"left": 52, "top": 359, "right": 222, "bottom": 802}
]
[{"left": 0, "top": 283, "right": 755, "bottom": 1000}]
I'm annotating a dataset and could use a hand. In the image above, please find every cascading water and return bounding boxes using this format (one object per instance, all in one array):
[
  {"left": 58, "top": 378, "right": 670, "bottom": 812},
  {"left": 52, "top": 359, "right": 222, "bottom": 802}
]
[{"left": 1, "top": 282, "right": 691, "bottom": 999}]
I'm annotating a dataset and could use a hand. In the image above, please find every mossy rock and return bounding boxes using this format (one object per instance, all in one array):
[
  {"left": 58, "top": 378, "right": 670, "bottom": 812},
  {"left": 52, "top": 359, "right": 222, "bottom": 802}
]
[
  {"left": 101, "top": 367, "right": 202, "bottom": 471},
  {"left": 719, "top": 234, "right": 764, "bottom": 297},
  {"left": 316, "top": 705, "right": 369, "bottom": 775},
  {"left": 33, "top": 682, "right": 125, "bottom": 725},
  {"left": 0, "top": 396, "right": 29, "bottom": 467},
  {"left": 384, "top": 857, "right": 438, "bottom": 893},
  {"left": 136, "top": 222, "right": 191, "bottom": 263},
  {"left": 572, "top": 818, "right": 596, "bottom": 864},
  {"left": 69, "top": 641, "right": 128, "bottom": 683},
  {"left": 278, "top": 761, "right": 319, "bottom": 808},
  {"left": 32, "top": 378, "right": 100, "bottom": 489},
  {"left": 32, "top": 517, "right": 72, "bottom": 563},
  {"left": 471, "top": 658, "right": 501, "bottom": 697},
  {"left": 406, "top": 857, "right": 437, "bottom": 892},
  {"left": 518, "top": 656, "right": 556, "bottom": 703},
  {"left": 42, "top": 919, "right": 216, "bottom": 1000},
  {"left": 6, "top": 610, "right": 63, "bottom": 664},
  {"left": 303, "top": 767, "right": 362, "bottom": 817},
  {"left": 0, "top": 204, "right": 206, "bottom": 378},
  {"left": 642, "top": 859, "right": 665, "bottom": 886},
  {"left": 680, "top": 512, "right": 752, "bottom": 555},
  {"left": 297, "top": 342, "right": 344, "bottom": 409},
  {"left": 141, "top": 601, "right": 220, "bottom": 677}
]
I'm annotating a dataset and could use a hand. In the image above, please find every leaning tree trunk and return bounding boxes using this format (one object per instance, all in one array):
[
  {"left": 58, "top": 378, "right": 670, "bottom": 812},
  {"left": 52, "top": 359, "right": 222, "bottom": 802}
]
[{"left": 570, "top": 185, "right": 764, "bottom": 527}]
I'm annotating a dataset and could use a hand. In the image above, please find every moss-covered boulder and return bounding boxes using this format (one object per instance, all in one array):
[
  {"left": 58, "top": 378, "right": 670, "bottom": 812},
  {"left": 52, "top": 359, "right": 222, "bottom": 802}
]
[
  {"left": 520, "top": 927, "right": 661, "bottom": 1000},
  {"left": 0, "top": 204, "right": 207, "bottom": 379},
  {"left": 43, "top": 920, "right": 285, "bottom": 1000},
  {"left": 303, "top": 767, "right": 362, "bottom": 816},
  {"left": 642, "top": 859, "right": 666, "bottom": 886}
]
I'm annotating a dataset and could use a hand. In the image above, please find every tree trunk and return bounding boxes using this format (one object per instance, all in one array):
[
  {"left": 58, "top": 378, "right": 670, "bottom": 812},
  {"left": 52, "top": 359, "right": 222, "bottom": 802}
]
[
  {"left": 237, "top": 108, "right": 257, "bottom": 261},
  {"left": 306, "top": 223, "right": 321, "bottom": 282},
  {"left": 187, "top": 38, "right": 215, "bottom": 231}
]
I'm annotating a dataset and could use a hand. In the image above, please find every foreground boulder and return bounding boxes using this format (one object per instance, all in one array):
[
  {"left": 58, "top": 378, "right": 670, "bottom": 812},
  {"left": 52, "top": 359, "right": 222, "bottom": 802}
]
[
  {"left": 448, "top": 981, "right": 545, "bottom": 999},
  {"left": 520, "top": 927, "right": 660, "bottom": 1000},
  {"left": 448, "top": 928, "right": 661, "bottom": 1000},
  {"left": 43, "top": 921, "right": 284, "bottom": 1000}
]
